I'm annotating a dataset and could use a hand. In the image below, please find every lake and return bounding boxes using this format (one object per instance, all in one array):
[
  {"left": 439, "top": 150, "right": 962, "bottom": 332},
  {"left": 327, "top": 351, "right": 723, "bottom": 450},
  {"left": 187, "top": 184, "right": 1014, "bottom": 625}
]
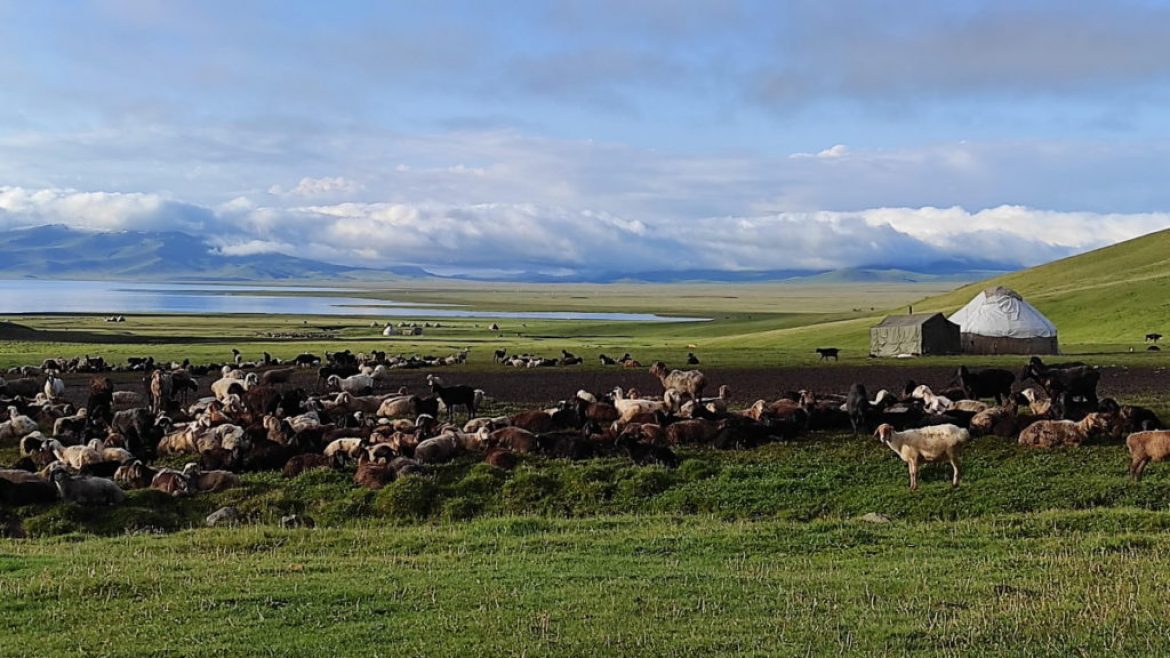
[{"left": 0, "top": 279, "right": 703, "bottom": 322}]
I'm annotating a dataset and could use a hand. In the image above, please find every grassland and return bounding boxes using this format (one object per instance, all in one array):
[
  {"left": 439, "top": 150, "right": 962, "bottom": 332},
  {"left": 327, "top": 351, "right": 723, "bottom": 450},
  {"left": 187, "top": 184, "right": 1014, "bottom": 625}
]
[
  {"left": 4, "top": 234, "right": 1170, "bottom": 655},
  {"left": 6, "top": 510, "right": 1170, "bottom": 657}
]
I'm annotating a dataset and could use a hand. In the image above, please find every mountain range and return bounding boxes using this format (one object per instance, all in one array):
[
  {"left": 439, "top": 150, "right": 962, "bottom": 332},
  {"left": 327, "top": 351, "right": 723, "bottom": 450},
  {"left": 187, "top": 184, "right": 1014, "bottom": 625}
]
[{"left": 0, "top": 224, "right": 1008, "bottom": 284}]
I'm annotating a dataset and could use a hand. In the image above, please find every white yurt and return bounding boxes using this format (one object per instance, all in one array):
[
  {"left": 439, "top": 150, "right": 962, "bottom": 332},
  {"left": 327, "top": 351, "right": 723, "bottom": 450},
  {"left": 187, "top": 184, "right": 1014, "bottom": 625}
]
[{"left": 948, "top": 286, "right": 1058, "bottom": 354}]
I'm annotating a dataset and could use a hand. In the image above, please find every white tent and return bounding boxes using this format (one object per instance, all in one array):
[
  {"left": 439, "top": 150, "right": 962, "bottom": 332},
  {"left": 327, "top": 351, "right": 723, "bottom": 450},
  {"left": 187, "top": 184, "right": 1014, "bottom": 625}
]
[{"left": 948, "top": 286, "right": 1058, "bottom": 354}]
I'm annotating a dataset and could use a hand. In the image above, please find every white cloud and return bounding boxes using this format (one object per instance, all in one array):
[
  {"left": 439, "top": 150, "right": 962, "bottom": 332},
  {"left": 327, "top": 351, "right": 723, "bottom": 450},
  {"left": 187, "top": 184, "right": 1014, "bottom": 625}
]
[
  {"left": 790, "top": 144, "right": 850, "bottom": 159},
  {"left": 268, "top": 176, "right": 363, "bottom": 198},
  {"left": 5, "top": 184, "right": 1168, "bottom": 276}
]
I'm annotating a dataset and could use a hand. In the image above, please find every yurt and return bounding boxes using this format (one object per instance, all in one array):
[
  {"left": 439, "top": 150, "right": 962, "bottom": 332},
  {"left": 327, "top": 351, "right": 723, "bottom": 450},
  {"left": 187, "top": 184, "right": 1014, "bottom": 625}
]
[
  {"left": 949, "top": 286, "right": 1058, "bottom": 354},
  {"left": 870, "top": 313, "right": 961, "bottom": 357}
]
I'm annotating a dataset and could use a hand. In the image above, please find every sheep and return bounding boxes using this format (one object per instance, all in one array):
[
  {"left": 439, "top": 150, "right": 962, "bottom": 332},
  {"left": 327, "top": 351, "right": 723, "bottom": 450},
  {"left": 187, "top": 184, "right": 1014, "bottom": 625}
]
[
  {"left": 50, "top": 467, "right": 126, "bottom": 505},
  {"left": 957, "top": 366, "right": 1015, "bottom": 405},
  {"left": 0, "top": 406, "right": 39, "bottom": 442},
  {"left": 911, "top": 385, "right": 954, "bottom": 414},
  {"left": 114, "top": 460, "right": 158, "bottom": 489},
  {"left": 648, "top": 361, "right": 706, "bottom": 401},
  {"left": 610, "top": 387, "right": 668, "bottom": 425},
  {"left": 969, "top": 402, "right": 1029, "bottom": 438},
  {"left": 323, "top": 437, "right": 366, "bottom": 460},
  {"left": 43, "top": 374, "right": 65, "bottom": 401},
  {"left": 47, "top": 439, "right": 103, "bottom": 471},
  {"left": 872, "top": 423, "right": 970, "bottom": 490},
  {"left": 1017, "top": 413, "right": 1110, "bottom": 448},
  {"left": 353, "top": 454, "right": 396, "bottom": 490},
  {"left": 19, "top": 432, "right": 49, "bottom": 457},
  {"left": 2, "top": 377, "right": 41, "bottom": 397},
  {"left": 87, "top": 439, "right": 135, "bottom": 465},
  {"left": 150, "top": 468, "right": 191, "bottom": 496},
  {"left": 377, "top": 395, "right": 418, "bottom": 419},
  {"left": 210, "top": 376, "right": 249, "bottom": 402},
  {"left": 181, "top": 463, "right": 241, "bottom": 493},
  {"left": 845, "top": 383, "right": 869, "bottom": 435},
  {"left": 414, "top": 432, "right": 461, "bottom": 464},
  {"left": 52, "top": 409, "right": 88, "bottom": 441},
  {"left": 260, "top": 367, "right": 296, "bottom": 386},
  {"left": 327, "top": 374, "right": 375, "bottom": 396},
  {"left": 0, "top": 476, "right": 58, "bottom": 506},
  {"left": 332, "top": 391, "right": 385, "bottom": 415},
  {"left": 815, "top": 347, "right": 840, "bottom": 361},
  {"left": 112, "top": 390, "right": 147, "bottom": 406},
  {"left": 282, "top": 453, "right": 338, "bottom": 478},
  {"left": 1127, "top": 431, "right": 1170, "bottom": 480}
]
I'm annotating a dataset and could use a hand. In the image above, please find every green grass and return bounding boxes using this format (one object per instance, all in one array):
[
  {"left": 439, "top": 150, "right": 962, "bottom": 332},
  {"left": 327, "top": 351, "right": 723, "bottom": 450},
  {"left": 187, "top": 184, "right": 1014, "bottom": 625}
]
[{"left": 5, "top": 511, "right": 1170, "bottom": 656}]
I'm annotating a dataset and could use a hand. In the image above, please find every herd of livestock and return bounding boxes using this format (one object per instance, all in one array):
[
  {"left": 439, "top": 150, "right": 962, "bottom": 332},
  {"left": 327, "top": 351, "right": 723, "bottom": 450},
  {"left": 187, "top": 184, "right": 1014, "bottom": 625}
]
[{"left": 1, "top": 348, "right": 1168, "bottom": 513}]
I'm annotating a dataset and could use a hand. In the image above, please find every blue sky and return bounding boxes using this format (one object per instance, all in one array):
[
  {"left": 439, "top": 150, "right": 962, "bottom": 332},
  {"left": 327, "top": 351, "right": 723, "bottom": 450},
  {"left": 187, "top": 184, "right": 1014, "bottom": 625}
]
[{"left": 2, "top": 0, "right": 1170, "bottom": 276}]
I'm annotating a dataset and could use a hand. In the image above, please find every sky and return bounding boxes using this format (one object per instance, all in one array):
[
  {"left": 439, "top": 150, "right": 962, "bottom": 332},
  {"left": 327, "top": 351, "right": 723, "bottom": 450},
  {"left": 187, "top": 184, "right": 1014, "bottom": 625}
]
[{"left": 2, "top": 0, "right": 1170, "bottom": 277}]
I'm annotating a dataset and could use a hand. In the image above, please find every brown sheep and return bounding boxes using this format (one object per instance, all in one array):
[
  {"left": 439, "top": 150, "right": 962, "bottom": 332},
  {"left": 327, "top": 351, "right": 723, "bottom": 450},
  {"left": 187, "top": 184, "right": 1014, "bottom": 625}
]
[
  {"left": 182, "top": 464, "right": 241, "bottom": 493},
  {"left": 1127, "top": 431, "right": 1170, "bottom": 480},
  {"left": 487, "top": 427, "right": 539, "bottom": 454},
  {"left": 509, "top": 410, "right": 564, "bottom": 434},
  {"left": 260, "top": 367, "right": 296, "bottom": 386},
  {"left": 484, "top": 449, "right": 519, "bottom": 470},
  {"left": 354, "top": 454, "right": 395, "bottom": 490},
  {"left": 150, "top": 469, "right": 191, "bottom": 496},
  {"left": 281, "top": 453, "right": 336, "bottom": 478},
  {"left": 664, "top": 419, "right": 722, "bottom": 445},
  {"left": 1018, "top": 413, "right": 1110, "bottom": 448},
  {"left": 969, "top": 402, "right": 1028, "bottom": 438},
  {"left": 618, "top": 422, "right": 667, "bottom": 447}
]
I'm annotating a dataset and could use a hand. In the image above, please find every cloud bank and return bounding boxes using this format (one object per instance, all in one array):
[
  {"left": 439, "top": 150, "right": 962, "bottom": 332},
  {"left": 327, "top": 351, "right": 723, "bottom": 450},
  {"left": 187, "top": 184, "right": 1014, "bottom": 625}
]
[{"left": 2, "top": 185, "right": 1166, "bottom": 277}]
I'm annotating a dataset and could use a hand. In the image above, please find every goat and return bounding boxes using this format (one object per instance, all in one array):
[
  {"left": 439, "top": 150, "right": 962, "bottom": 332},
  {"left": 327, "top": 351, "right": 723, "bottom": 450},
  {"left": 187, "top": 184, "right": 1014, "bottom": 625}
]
[
  {"left": 426, "top": 374, "right": 477, "bottom": 421},
  {"left": 873, "top": 423, "right": 970, "bottom": 490},
  {"left": 648, "top": 361, "right": 706, "bottom": 401}
]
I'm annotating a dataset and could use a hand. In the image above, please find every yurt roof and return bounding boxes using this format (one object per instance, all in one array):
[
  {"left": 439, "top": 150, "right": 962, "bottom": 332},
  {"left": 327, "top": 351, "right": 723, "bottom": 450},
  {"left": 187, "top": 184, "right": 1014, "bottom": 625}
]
[{"left": 948, "top": 287, "right": 1057, "bottom": 339}]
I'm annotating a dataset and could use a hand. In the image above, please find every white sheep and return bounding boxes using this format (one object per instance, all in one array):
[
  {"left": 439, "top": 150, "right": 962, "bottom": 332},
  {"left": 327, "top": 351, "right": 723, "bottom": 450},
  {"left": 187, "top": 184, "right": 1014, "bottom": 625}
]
[
  {"left": 43, "top": 374, "right": 65, "bottom": 401},
  {"left": 323, "top": 437, "right": 366, "bottom": 460},
  {"left": 47, "top": 439, "right": 103, "bottom": 471},
  {"left": 327, "top": 374, "right": 375, "bottom": 396},
  {"left": 0, "top": 406, "right": 39, "bottom": 441},
  {"left": 911, "top": 384, "right": 954, "bottom": 414},
  {"left": 873, "top": 423, "right": 971, "bottom": 490},
  {"left": 112, "top": 390, "right": 146, "bottom": 406},
  {"left": 86, "top": 439, "right": 135, "bottom": 465}
]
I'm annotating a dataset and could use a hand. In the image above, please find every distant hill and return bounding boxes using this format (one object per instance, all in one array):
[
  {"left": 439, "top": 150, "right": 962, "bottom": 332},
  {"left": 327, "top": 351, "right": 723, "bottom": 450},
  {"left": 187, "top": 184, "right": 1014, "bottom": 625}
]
[
  {"left": 0, "top": 224, "right": 1006, "bottom": 284},
  {"left": 0, "top": 225, "right": 423, "bottom": 282},
  {"left": 912, "top": 228, "right": 1170, "bottom": 344}
]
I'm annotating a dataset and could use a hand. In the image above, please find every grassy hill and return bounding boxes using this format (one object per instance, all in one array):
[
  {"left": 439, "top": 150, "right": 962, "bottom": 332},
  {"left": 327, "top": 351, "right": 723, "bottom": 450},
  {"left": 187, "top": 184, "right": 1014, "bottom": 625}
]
[
  {"left": 911, "top": 228, "right": 1170, "bottom": 346},
  {"left": 664, "top": 227, "right": 1170, "bottom": 355}
]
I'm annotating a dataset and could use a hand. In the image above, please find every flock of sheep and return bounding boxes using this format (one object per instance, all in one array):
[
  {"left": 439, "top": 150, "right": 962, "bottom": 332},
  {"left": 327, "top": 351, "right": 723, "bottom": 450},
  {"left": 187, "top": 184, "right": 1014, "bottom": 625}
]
[{"left": 0, "top": 347, "right": 1168, "bottom": 518}]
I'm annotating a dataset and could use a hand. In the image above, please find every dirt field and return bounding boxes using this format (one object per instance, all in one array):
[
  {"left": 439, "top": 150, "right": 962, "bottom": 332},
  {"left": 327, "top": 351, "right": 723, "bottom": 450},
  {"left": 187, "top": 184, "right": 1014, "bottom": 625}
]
[{"left": 46, "top": 360, "right": 1170, "bottom": 411}]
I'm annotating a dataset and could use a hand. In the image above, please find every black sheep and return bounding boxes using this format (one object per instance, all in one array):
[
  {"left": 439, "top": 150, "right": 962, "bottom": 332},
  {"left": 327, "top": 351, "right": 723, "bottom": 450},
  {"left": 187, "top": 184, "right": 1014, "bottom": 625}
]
[{"left": 957, "top": 366, "right": 1015, "bottom": 405}]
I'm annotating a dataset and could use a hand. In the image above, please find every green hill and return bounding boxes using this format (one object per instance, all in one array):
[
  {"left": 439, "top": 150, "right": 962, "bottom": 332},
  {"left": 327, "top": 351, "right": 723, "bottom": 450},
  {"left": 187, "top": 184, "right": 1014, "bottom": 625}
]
[
  {"left": 910, "top": 228, "right": 1170, "bottom": 346},
  {"left": 702, "top": 228, "right": 1170, "bottom": 354}
]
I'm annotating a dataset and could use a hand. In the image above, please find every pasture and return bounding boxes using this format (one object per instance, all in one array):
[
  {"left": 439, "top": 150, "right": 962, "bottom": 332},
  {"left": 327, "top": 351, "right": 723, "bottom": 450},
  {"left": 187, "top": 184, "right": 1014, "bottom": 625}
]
[{"left": 2, "top": 276, "right": 1170, "bottom": 656}]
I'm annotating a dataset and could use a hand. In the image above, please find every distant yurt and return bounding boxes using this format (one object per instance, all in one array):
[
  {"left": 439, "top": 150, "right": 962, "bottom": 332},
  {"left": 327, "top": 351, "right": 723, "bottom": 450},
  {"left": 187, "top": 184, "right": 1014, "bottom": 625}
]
[
  {"left": 382, "top": 325, "right": 397, "bottom": 336},
  {"left": 949, "top": 286, "right": 1058, "bottom": 354},
  {"left": 870, "top": 313, "right": 961, "bottom": 357}
]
